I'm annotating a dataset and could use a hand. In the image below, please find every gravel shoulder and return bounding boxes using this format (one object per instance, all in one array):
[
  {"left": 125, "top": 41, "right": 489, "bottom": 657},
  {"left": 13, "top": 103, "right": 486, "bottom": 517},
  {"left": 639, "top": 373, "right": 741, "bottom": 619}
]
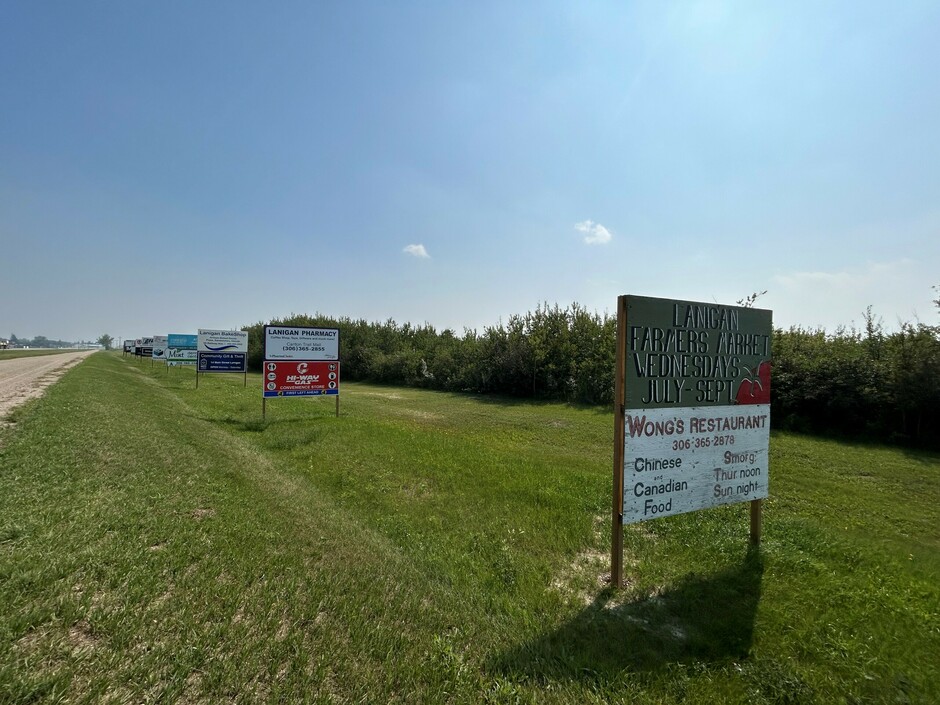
[{"left": 0, "top": 350, "right": 97, "bottom": 424}]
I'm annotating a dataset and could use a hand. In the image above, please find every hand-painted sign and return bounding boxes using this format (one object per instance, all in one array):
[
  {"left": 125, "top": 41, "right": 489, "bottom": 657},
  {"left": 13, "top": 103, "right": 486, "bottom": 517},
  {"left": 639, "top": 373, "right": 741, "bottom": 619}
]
[
  {"left": 622, "top": 405, "right": 769, "bottom": 522},
  {"left": 197, "top": 329, "right": 248, "bottom": 373},
  {"left": 618, "top": 295, "right": 772, "bottom": 525},
  {"left": 623, "top": 296, "right": 772, "bottom": 409},
  {"left": 167, "top": 333, "right": 198, "bottom": 366},
  {"left": 264, "top": 326, "right": 340, "bottom": 361},
  {"left": 262, "top": 361, "right": 340, "bottom": 397}
]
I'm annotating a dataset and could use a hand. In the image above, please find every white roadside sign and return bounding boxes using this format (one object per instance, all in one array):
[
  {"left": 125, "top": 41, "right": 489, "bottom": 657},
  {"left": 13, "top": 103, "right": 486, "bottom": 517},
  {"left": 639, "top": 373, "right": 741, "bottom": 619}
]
[
  {"left": 623, "top": 404, "right": 770, "bottom": 523},
  {"left": 264, "top": 326, "right": 339, "bottom": 361},
  {"left": 197, "top": 329, "right": 248, "bottom": 353}
]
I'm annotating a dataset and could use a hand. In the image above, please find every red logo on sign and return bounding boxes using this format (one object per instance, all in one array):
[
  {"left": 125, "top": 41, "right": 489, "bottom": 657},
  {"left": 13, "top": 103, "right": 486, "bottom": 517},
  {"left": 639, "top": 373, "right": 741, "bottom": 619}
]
[{"left": 262, "top": 361, "right": 340, "bottom": 396}]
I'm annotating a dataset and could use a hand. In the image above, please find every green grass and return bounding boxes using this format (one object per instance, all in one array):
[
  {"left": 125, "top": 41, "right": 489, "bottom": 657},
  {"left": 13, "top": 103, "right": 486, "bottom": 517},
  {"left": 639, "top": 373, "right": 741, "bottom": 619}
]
[
  {"left": 0, "top": 349, "right": 82, "bottom": 361},
  {"left": 1, "top": 352, "right": 938, "bottom": 703}
]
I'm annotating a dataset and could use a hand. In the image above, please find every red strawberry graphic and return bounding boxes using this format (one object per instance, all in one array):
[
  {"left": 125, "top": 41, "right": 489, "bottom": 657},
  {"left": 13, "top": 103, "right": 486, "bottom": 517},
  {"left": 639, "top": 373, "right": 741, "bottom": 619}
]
[{"left": 736, "top": 361, "right": 771, "bottom": 404}]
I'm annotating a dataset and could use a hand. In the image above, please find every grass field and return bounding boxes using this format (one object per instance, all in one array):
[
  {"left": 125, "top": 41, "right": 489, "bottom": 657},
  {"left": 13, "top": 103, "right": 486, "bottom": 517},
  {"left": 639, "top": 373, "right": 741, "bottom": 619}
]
[
  {"left": 0, "top": 349, "right": 83, "bottom": 361},
  {"left": 1, "top": 352, "right": 938, "bottom": 703}
]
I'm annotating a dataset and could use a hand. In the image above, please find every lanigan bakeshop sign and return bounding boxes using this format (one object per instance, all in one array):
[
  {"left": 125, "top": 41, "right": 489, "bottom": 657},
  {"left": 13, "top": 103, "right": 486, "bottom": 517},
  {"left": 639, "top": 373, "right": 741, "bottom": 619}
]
[
  {"left": 619, "top": 295, "right": 772, "bottom": 524},
  {"left": 197, "top": 329, "right": 248, "bottom": 373}
]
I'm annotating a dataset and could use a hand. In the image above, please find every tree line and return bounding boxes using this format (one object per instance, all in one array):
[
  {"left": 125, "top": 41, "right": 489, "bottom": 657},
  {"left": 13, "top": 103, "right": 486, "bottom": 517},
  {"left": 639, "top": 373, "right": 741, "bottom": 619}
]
[
  {"left": 4, "top": 333, "right": 114, "bottom": 349},
  {"left": 243, "top": 297, "right": 940, "bottom": 446},
  {"left": 6, "top": 334, "right": 78, "bottom": 349}
]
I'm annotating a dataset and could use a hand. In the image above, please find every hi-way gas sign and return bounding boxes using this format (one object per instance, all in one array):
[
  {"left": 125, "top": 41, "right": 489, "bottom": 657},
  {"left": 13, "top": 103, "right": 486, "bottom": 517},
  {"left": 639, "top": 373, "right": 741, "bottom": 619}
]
[
  {"left": 261, "top": 326, "right": 342, "bottom": 417},
  {"left": 264, "top": 326, "right": 339, "bottom": 361},
  {"left": 263, "top": 361, "right": 340, "bottom": 397}
]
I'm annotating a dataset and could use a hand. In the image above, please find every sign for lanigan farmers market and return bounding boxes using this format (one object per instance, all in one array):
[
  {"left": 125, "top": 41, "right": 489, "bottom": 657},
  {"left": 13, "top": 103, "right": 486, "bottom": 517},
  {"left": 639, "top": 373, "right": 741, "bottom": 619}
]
[
  {"left": 623, "top": 296, "right": 771, "bottom": 409},
  {"left": 611, "top": 295, "right": 772, "bottom": 586},
  {"left": 264, "top": 326, "right": 339, "bottom": 361}
]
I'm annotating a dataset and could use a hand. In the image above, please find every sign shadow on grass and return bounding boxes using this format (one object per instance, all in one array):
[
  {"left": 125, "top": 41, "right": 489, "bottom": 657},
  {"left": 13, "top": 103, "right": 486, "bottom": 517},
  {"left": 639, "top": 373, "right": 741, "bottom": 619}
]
[
  {"left": 490, "top": 547, "right": 763, "bottom": 681},
  {"left": 187, "top": 413, "right": 336, "bottom": 433}
]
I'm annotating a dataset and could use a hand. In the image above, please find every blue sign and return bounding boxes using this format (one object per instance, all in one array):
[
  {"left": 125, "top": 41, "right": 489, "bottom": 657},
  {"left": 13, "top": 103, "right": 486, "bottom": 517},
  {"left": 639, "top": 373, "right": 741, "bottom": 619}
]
[
  {"left": 198, "top": 352, "right": 247, "bottom": 373},
  {"left": 263, "top": 389, "right": 338, "bottom": 398},
  {"left": 168, "top": 333, "right": 197, "bottom": 348}
]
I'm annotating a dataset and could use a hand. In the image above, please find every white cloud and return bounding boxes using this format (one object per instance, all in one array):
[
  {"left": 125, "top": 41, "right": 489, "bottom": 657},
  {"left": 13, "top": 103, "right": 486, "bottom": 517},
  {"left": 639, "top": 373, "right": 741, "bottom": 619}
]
[
  {"left": 575, "top": 220, "right": 612, "bottom": 245},
  {"left": 403, "top": 244, "right": 430, "bottom": 259},
  {"left": 770, "top": 259, "right": 930, "bottom": 331}
]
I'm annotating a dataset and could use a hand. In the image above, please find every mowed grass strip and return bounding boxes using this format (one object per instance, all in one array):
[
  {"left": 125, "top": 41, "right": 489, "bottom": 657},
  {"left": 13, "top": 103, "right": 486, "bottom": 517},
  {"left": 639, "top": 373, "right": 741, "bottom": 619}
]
[{"left": 0, "top": 352, "right": 937, "bottom": 704}]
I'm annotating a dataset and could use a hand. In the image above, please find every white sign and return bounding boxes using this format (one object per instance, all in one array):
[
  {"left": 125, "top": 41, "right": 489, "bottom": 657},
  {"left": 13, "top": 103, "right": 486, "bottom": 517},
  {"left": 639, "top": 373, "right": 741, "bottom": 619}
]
[
  {"left": 623, "top": 404, "right": 769, "bottom": 524},
  {"left": 264, "top": 326, "right": 339, "bottom": 361},
  {"left": 152, "top": 335, "right": 168, "bottom": 360},
  {"left": 197, "top": 329, "right": 248, "bottom": 353},
  {"left": 167, "top": 349, "right": 198, "bottom": 366}
]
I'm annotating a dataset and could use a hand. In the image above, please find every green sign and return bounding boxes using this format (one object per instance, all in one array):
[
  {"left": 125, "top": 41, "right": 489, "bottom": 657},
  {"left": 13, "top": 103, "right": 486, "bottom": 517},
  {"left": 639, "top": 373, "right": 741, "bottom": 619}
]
[{"left": 624, "top": 295, "right": 772, "bottom": 409}]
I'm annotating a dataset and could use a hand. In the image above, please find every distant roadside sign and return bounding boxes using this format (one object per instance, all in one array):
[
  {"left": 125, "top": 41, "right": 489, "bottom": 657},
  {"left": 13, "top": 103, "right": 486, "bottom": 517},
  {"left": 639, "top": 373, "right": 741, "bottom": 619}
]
[
  {"left": 168, "top": 333, "right": 197, "bottom": 348},
  {"left": 167, "top": 333, "right": 197, "bottom": 366},
  {"left": 152, "top": 335, "right": 168, "bottom": 361},
  {"left": 137, "top": 336, "right": 155, "bottom": 358}
]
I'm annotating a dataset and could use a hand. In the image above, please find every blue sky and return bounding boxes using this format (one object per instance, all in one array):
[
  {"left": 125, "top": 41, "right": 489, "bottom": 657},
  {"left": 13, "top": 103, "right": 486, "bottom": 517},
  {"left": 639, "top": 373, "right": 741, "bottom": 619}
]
[{"left": 2, "top": 1, "right": 938, "bottom": 342}]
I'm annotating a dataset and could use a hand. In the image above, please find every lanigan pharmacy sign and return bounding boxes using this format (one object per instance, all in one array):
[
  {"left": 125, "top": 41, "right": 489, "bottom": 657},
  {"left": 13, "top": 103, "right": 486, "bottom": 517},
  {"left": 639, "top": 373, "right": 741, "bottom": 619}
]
[
  {"left": 611, "top": 295, "right": 772, "bottom": 586},
  {"left": 262, "top": 325, "right": 341, "bottom": 418},
  {"left": 264, "top": 326, "right": 339, "bottom": 361}
]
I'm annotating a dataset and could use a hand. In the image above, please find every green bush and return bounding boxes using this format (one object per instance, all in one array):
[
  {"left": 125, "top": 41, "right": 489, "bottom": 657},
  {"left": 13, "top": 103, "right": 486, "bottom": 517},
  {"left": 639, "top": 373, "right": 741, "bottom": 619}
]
[{"left": 242, "top": 301, "right": 940, "bottom": 446}]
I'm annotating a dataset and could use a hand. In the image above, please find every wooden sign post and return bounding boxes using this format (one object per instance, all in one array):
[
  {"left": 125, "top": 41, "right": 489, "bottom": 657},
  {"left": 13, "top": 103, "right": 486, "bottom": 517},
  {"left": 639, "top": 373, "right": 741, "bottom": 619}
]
[
  {"left": 612, "top": 295, "right": 772, "bottom": 588},
  {"left": 611, "top": 296, "right": 628, "bottom": 588}
]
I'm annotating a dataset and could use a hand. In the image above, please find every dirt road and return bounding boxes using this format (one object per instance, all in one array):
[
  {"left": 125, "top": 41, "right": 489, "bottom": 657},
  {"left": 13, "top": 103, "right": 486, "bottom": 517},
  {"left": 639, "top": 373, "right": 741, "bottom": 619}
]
[{"left": 0, "top": 350, "right": 97, "bottom": 424}]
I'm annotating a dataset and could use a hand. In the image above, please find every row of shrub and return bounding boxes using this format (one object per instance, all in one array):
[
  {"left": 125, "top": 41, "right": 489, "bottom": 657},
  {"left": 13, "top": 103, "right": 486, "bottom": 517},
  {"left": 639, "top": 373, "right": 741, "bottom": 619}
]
[{"left": 243, "top": 301, "right": 940, "bottom": 446}]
